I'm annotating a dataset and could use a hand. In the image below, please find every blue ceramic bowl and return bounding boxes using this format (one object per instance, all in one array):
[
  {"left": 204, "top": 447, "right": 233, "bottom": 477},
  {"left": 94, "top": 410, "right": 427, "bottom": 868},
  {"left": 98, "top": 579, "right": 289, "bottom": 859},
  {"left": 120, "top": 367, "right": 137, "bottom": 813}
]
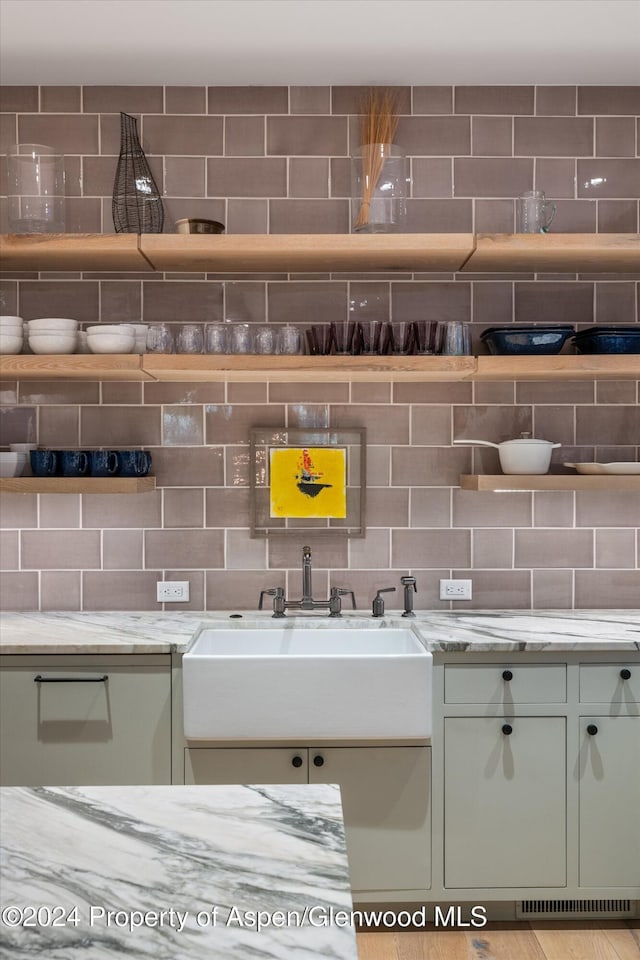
[
  {"left": 573, "top": 326, "right": 640, "bottom": 355},
  {"left": 480, "top": 326, "right": 575, "bottom": 355}
]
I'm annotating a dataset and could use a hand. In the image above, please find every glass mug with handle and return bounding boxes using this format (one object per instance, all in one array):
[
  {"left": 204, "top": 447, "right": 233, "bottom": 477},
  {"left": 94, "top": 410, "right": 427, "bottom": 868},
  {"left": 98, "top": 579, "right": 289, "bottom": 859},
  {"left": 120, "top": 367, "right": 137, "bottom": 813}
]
[{"left": 516, "top": 190, "right": 557, "bottom": 234}]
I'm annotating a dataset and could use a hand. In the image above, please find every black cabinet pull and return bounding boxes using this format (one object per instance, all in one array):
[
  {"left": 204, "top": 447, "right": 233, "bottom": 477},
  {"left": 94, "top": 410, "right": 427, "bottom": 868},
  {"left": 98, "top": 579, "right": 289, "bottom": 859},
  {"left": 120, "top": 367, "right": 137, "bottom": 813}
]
[
  {"left": 501, "top": 723, "right": 513, "bottom": 736},
  {"left": 313, "top": 755, "right": 325, "bottom": 767},
  {"left": 587, "top": 724, "right": 598, "bottom": 736},
  {"left": 502, "top": 670, "right": 513, "bottom": 682},
  {"left": 34, "top": 675, "right": 108, "bottom": 683},
  {"left": 620, "top": 668, "right": 631, "bottom": 680},
  {"left": 291, "top": 755, "right": 303, "bottom": 768}
]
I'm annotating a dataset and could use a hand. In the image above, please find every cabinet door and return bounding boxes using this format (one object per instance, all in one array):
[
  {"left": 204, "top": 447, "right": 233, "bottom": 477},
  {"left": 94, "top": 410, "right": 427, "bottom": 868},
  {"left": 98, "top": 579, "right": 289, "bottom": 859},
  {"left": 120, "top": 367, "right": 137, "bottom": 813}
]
[
  {"left": 444, "top": 717, "right": 566, "bottom": 888},
  {"left": 309, "top": 746, "right": 431, "bottom": 894},
  {"left": 0, "top": 664, "right": 171, "bottom": 786},
  {"left": 185, "top": 748, "right": 308, "bottom": 785},
  {"left": 579, "top": 717, "right": 640, "bottom": 887}
]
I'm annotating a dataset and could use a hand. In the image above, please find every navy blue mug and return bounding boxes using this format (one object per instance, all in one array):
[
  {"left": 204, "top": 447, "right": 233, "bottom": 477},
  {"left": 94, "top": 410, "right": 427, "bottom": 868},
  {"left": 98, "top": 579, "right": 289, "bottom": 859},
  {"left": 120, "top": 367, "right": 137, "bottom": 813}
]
[
  {"left": 30, "top": 449, "right": 58, "bottom": 477},
  {"left": 117, "top": 450, "right": 152, "bottom": 477},
  {"left": 90, "top": 450, "right": 120, "bottom": 477},
  {"left": 60, "top": 450, "right": 91, "bottom": 477}
]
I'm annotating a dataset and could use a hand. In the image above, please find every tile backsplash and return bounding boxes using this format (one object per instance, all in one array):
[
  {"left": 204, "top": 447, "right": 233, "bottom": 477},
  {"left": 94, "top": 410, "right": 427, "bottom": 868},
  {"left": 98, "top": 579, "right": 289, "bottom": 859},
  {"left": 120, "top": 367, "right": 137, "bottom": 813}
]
[{"left": 0, "top": 84, "right": 638, "bottom": 611}]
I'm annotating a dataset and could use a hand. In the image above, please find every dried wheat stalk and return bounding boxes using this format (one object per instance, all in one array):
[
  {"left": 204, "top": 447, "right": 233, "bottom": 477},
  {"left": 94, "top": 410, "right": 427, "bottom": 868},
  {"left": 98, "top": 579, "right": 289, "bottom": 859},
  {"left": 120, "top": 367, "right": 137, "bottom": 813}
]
[{"left": 354, "top": 89, "right": 401, "bottom": 229}]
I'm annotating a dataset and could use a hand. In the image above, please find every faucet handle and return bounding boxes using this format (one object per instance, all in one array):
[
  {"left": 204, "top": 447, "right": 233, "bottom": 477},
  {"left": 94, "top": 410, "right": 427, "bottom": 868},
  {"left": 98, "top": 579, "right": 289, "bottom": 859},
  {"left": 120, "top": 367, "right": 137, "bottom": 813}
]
[
  {"left": 258, "top": 587, "right": 283, "bottom": 610},
  {"left": 372, "top": 586, "right": 396, "bottom": 618},
  {"left": 331, "top": 587, "right": 357, "bottom": 609}
]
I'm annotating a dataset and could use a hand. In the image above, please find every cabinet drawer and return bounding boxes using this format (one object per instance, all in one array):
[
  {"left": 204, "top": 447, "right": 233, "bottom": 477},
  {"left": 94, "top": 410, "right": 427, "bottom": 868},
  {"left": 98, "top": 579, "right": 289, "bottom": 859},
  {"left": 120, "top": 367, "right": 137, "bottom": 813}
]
[
  {"left": 444, "top": 663, "right": 566, "bottom": 704},
  {"left": 0, "top": 662, "right": 171, "bottom": 786},
  {"left": 580, "top": 663, "right": 640, "bottom": 704}
]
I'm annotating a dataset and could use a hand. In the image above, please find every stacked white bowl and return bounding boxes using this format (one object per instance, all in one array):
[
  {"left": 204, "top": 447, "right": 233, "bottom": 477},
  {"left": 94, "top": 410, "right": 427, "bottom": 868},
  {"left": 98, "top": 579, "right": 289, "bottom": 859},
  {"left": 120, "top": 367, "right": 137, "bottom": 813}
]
[
  {"left": 0, "top": 315, "right": 24, "bottom": 354},
  {"left": 86, "top": 324, "right": 135, "bottom": 354},
  {"left": 0, "top": 451, "right": 28, "bottom": 477},
  {"left": 120, "top": 323, "right": 149, "bottom": 354},
  {"left": 28, "top": 318, "right": 78, "bottom": 354}
]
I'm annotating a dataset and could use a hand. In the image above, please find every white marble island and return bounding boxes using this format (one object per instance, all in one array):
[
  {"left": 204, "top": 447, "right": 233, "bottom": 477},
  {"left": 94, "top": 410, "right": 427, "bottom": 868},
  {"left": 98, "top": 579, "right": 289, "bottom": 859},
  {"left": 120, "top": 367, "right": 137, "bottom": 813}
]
[{"left": 0, "top": 784, "right": 357, "bottom": 959}]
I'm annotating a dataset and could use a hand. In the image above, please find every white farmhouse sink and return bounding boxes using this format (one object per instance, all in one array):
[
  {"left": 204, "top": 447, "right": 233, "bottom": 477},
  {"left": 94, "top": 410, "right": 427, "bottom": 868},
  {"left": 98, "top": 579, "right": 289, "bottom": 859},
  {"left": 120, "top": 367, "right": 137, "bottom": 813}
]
[{"left": 182, "top": 623, "right": 432, "bottom": 740}]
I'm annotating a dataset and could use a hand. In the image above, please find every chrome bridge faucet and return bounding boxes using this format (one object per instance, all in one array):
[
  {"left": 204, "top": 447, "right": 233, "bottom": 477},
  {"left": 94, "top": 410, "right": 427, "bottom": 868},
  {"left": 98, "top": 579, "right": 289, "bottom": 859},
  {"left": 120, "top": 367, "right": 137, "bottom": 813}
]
[{"left": 259, "top": 545, "right": 356, "bottom": 618}]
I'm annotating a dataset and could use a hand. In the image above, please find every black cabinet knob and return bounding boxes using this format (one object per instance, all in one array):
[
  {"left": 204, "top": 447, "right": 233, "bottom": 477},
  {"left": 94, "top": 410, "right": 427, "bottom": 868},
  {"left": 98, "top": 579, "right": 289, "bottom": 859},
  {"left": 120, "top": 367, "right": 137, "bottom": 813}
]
[
  {"left": 587, "top": 724, "right": 598, "bottom": 736},
  {"left": 291, "top": 755, "right": 303, "bottom": 768},
  {"left": 620, "top": 668, "right": 631, "bottom": 681},
  {"left": 313, "top": 755, "right": 325, "bottom": 767},
  {"left": 502, "top": 670, "right": 513, "bottom": 682},
  {"left": 501, "top": 723, "right": 513, "bottom": 736}
]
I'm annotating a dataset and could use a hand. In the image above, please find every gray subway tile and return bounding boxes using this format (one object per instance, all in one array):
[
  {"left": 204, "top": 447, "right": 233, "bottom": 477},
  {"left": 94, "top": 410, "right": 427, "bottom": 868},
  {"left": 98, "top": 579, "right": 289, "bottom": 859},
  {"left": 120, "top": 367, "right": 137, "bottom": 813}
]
[
  {"left": 143, "top": 115, "right": 223, "bottom": 155},
  {"left": 515, "top": 117, "right": 594, "bottom": 157},
  {"left": 577, "top": 86, "right": 640, "bottom": 116},
  {"left": 208, "top": 86, "right": 288, "bottom": 114},
  {"left": 455, "top": 86, "right": 534, "bottom": 115},
  {"left": 83, "top": 86, "right": 163, "bottom": 113},
  {"left": 454, "top": 158, "right": 533, "bottom": 197},
  {"left": 578, "top": 159, "right": 640, "bottom": 198},
  {"left": 207, "top": 158, "right": 286, "bottom": 197},
  {"left": 267, "top": 116, "right": 348, "bottom": 156}
]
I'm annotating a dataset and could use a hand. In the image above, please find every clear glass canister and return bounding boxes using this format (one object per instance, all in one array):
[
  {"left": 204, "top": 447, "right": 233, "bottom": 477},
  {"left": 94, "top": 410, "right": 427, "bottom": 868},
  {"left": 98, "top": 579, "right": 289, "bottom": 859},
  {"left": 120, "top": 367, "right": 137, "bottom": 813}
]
[
  {"left": 351, "top": 143, "right": 407, "bottom": 233},
  {"left": 7, "top": 144, "right": 65, "bottom": 233}
]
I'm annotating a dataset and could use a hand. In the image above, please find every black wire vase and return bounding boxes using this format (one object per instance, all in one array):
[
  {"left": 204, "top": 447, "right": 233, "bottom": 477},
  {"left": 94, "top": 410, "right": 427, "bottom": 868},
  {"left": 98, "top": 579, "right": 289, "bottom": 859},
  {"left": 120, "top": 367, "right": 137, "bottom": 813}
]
[{"left": 112, "top": 112, "right": 164, "bottom": 233}]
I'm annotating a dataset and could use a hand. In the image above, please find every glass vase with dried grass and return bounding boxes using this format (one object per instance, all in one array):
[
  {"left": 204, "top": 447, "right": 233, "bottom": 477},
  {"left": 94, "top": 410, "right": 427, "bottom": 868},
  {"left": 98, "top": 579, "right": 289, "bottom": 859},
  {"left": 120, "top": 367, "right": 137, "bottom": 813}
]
[{"left": 351, "top": 90, "right": 407, "bottom": 233}]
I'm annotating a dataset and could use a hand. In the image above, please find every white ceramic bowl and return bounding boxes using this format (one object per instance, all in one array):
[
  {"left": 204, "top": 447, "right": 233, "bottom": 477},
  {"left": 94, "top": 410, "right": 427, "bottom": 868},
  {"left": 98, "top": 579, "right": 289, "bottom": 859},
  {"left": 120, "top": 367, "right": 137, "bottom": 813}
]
[
  {"left": 28, "top": 317, "right": 78, "bottom": 333},
  {"left": 0, "top": 315, "right": 23, "bottom": 325},
  {"left": 28, "top": 334, "right": 77, "bottom": 355},
  {"left": 0, "top": 452, "right": 27, "bottom": 477},
  {"left": 119, "top": 323, "right": 148, "bottom": 336},
  {"left": 86, "top": 324, "right": 133, "bottom": 336},
  {"left": 9, "top": 443, "right": 37, "bottom": 453},
  {"left": 87, "top": 335, "right": 135, "bottom": 354},
  {"left": 0, "top": 334, "right": 24, "bottom": 354}
]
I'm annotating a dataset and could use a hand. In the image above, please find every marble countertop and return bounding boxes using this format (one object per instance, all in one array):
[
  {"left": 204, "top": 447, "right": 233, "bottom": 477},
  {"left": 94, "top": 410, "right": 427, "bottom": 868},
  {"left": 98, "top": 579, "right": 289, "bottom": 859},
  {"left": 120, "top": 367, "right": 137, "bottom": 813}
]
[
  {"left": 0, "top": 784, "right": 357, "bottom": 960},
  {"left": 0, "top": 609, "right": 638, "bottom": 655}
]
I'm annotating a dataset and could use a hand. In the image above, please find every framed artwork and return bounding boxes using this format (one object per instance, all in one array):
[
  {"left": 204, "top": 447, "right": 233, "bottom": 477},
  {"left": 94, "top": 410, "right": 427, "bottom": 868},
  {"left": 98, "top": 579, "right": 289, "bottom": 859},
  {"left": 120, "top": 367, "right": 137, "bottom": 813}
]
[{"left": 249, "top": 427, "right": 366, "bottom": 538}]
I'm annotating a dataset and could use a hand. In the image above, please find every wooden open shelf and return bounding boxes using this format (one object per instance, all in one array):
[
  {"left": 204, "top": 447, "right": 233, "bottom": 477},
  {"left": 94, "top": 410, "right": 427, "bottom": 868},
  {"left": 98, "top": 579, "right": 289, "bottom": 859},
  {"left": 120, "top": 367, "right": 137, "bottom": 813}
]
[
  {"left": 0, "top": 354, "right": 150, "bottom": 381},
  {"left": 0, "top": 476, "right": 156, "bottom": 494},
  {"left": 1, "top": 354, "right": 639, "bottom": 383},
  {"left": 462, "top": 233, "right": 640, "bottom": 274},
  {"left": 461, "top": 474, "right": 640, "bottom": 492},
  {"left": 1, "top": 232, "right": 638, "bottom": 274}
]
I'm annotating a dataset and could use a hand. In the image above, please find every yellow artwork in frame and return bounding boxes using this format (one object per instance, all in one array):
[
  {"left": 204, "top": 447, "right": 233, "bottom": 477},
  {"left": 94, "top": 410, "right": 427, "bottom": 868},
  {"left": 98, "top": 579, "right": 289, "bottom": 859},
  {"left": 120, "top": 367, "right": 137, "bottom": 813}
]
[{"left": 269, "top": 447, "right": 347, "bottom": 519}]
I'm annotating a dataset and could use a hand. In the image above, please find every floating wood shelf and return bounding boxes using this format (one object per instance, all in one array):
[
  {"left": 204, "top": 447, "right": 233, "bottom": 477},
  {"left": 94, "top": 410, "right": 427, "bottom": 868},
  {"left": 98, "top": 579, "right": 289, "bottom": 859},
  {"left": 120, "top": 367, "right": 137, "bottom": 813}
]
[
  {"left": 474, "top": 355, "right": 640, "bottom": 381},
  {"left": 461, "top": 474, "right": 640, "bottom": 492},
  {"left": 1, "top": 232, "right": 638, "bottom": 274},
  {"left": 0, "top": 354, "right": 149, "bottom": 381},
  {"left": 462, "top": 233, "right": 640, "bottom": 274},
  {"left": 141, "top": 354, "right": 476, "bottom": 382},
  {"left": 1, "top": 354, "right": 639, "bottom": 383},
  {"left": 0, "top": 476, "right": 156, "bottom": 494}
]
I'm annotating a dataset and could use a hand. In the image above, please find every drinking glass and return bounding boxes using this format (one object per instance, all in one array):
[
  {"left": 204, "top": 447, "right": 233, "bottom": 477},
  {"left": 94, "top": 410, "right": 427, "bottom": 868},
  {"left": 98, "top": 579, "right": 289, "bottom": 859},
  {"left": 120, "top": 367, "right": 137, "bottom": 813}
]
[
  {"left": 306, "top": 325, "right": 333, "bottom": 356},
  {"left": 331, "top": 321, "right": 358, "bottom": 354},
  {"left": 7, "top": 144, "right": 65, "bottom": 233},
  {"left": 229, "top": 322, "right": 253, "bottom": 354},
  {"left": 146, "top": 323, "right": 175, "bottom": 354},
  {"left": 516, "top": 190, "right": 557, "bottom": 233},
  {"left": 176, "top": 323, "right": 204, "bottom": 354},
  {"left": 205, "top": 322, "right": 230, "bottom": 354},
  {"left": 389, "top": 321, "right": 415, "bottom": 355},
  {"left": 438, "top": 321, "right": 471, "bottom": 356},
  {"left": 277, "top": 324, "right": 302, "bottom": 355},
  {"left": 412, "top": 320, "right": 439, "bottom": 354},
  {"left": 253, "top": 325, "right": 277, "bottom": 355},
  {"left": 357, "top": 320, "right": 384, "bottom": 355}
]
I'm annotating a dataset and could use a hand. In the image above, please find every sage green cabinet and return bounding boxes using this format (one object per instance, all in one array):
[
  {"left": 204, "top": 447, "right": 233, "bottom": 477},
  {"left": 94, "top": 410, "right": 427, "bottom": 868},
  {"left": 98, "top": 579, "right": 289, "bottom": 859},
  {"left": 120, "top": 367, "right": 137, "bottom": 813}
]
[
  {"left": 186, "top": 744, "right": 431, "bottom": 896},
  {"left": 0, "top": 655, "right": 171, "bottom": 786}
]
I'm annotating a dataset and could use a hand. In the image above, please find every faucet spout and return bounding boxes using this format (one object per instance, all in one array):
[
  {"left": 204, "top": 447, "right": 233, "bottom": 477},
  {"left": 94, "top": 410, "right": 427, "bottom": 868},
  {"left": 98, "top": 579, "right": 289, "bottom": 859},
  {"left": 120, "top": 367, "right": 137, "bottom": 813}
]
[{"left": 302, "top": 545, "right": 313, "bottom": 603}]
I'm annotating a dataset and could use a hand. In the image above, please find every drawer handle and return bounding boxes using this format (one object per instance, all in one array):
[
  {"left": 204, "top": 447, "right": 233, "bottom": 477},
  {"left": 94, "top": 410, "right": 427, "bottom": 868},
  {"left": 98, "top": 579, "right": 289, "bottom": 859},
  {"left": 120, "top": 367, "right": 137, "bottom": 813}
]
[
  {"left": 620, "top": 668, "right": 631, "bottom": 681},
  {"left": 587, "top": 724, "right": 598, "bottom": 737},
  {"left": 34, "top": 675, "right": 109, "bottom": 683},
  {"left": 502, "top": 670, "right": 513, "bottom": 682},
  {"left": 501, "top": 723, "right": 513, "bottom": 736},
  {"left": 313, "top": 755, "right": 325, "bottom": 767},
  {"left": 291, "top": 755, "right": 304, "bottom": 768}
]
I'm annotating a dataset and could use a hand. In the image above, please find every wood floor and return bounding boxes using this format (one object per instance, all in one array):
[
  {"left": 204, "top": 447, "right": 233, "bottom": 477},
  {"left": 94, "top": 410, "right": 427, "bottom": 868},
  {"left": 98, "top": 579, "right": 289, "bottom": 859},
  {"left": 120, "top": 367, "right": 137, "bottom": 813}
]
[{"left": 356, "top": 921, "right": 640, "bottom": 960}]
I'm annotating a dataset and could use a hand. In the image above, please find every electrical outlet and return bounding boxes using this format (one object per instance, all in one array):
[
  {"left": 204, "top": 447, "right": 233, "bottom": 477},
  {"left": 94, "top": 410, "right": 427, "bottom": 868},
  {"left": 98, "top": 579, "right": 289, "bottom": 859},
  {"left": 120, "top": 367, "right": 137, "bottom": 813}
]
[
  {"left": 156, "top": 581, "right": 190, "bottom": 603},
  {"left": 440, "top": 579, "right": 472, "bottom": 601}
]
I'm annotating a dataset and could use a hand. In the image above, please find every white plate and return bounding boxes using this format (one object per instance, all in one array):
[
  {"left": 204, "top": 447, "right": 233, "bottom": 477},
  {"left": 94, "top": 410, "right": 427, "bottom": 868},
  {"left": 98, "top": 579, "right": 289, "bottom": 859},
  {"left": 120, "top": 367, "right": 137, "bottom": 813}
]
[{"left": 564, "top": 462, "right": 640, "bottom": 475}]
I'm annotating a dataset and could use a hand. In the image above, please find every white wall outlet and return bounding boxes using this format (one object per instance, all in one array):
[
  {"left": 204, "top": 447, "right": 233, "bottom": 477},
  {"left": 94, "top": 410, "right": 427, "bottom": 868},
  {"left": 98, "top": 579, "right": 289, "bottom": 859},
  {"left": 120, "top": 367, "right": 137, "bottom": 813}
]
[
  {"left": 440, "top": 579, "right": 473, "bottom": 601},
  {"left": 156, "top": 580, "right": 190, "bottom": 603}
]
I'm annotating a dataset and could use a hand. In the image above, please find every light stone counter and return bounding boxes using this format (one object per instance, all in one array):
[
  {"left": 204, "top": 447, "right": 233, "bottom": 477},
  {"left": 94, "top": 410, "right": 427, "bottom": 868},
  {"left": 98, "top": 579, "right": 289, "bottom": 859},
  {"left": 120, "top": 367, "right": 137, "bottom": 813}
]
[
  {"left": 0, "top": 783, "right": 357, "bottom": 959},
  {"left": 0, "top": 609, "right": 638, "bottom": 655}
]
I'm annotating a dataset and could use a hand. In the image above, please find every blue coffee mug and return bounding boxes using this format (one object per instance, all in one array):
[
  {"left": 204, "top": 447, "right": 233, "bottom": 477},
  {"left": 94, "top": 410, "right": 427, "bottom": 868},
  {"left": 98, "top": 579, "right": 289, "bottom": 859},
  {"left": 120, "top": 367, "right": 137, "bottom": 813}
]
[
  {"left": 90, "top": 450, "right": 120, "bottom": 477},
  {"left": 117, "top": 450, "right": 152, "bottom": 477},
  {"left": 30, "top": 449, "right": 58, "bottom": 477},
  {"left": 60, "top": 450, "right": 91, "bottom": 477}
]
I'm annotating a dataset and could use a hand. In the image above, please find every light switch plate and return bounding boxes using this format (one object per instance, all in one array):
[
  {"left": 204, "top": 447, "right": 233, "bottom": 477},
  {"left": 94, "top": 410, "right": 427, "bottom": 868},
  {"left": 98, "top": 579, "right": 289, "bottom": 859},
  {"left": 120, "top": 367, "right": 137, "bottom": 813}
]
[
  {"left": 157, "top": 581, "right": 190, "bottom": 602},
  {"left": 440, "top": 579, "right": 472, "bottom": 600}
]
